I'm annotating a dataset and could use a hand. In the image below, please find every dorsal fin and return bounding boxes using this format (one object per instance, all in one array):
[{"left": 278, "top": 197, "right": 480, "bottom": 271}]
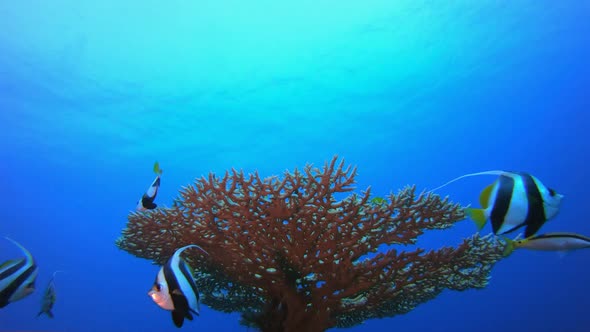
[
  {"left": 48, "top": 270, "right": 66, "bottom": 284},
  {"left": 428, "top": 170, "right": 507, "bottom": 193},
  {"left": 173, "top": 245, "right": 209, "bottom": 261},
  {"left": 4, "top": 237, "right": 34, "bottom": 262},
  {"left": 479, "top": 181, "right": 496, "bottom": 208}
]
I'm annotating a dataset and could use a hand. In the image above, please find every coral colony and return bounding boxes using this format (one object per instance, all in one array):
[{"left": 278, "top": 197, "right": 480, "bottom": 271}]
[{"left": 117, "top": 157, "right": 505, "bottom": 332}]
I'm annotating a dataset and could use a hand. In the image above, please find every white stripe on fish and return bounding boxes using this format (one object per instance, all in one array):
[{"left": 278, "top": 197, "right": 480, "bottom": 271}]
[{"left": 0, "top": 237, "right": 38, "bottom": 308}]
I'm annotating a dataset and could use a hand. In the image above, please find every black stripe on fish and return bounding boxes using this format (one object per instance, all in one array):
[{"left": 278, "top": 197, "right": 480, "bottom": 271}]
[
  {"left": 0, "top": 264, "right": 37, "bottom": 308},
  {"left": 141, "top": 195, "right": 157, "bottom": 209},
  {"left": 521, "top": 173, "right": 546, "bottom": 237},
  {"left": 163, "top": 260, "right": 189, "bottom": 327},
  {"left": 0, "top": 259, "right": 26, "bottom": 281},
  {"left": 490, "top": 174, "right": 514, "bottom": 234},
  {"left": 178, "top": 260, "right": 199, "bottom": 314},
  {"left": 531, "top": 233, "right": 590, "bottom": 242},
  {"left": 498, "top": 223, "right": 526, "bottom": 235}
]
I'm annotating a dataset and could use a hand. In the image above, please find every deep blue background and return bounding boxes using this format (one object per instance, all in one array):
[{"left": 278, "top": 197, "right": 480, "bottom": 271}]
[{"left": 1, "top": 1, "right": 589, "bottom": 331}]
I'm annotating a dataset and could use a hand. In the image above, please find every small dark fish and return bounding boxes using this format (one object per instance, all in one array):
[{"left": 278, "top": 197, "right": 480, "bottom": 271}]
[
  {"left": 504, "top": 232, "right": 590, "bottom": 256},
  {"left": 0, "top": 237, "right": 38, "bottom": 308},
  {"left": 431, "top": 170, "right": 563, "bottom": 237},
  {"left": 148, "top": 245, "right": 207, "bottom": 328},
  {"left": 37, "top": 271, "right": 65, "bottom": 318},
  {"left": 137, "top": 162, "right": 163, "bottom": 211}
]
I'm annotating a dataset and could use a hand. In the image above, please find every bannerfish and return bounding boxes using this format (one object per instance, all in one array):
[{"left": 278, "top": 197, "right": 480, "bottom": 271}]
[
  {"left": 430, "top": 170, "right": 563, "bottom": 237},
  {"left": 503, "top": 232, "right": 590, "bottom": 256},
  {"left": 148, "top": 245, "right": 208, "bottom": 328},
  {"left": 136, "top": 161, "right": 163, "bottom": 211},
  {"left": 0, "top": 237, "right": 38, "bottom": 308},
  {"left": 37, "top": 270, "right": 65, "bottom": 318}
]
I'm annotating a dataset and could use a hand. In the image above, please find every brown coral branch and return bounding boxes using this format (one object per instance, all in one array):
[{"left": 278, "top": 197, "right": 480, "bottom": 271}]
[{"left": 116, "top": 156, "right": 506, "bottom": 331}]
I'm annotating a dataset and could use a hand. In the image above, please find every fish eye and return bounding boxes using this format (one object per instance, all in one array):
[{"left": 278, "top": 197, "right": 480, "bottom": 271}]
[
  {"left": 156, "top": 283, "right": 162, "bottom": 292},
  {"left": 548, "top": 188, "right": 556, "bottom": 197}
]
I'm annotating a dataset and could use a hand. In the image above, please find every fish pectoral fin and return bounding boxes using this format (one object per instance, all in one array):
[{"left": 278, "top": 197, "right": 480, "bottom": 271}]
[
  {"left": 465, "top": 208, "right": 487, "bottom": 231},
  {"left": 172, "top": 289, "right": 184, "bottom": 296},
  {"left": 479, "top": 182, "right": 496, "bottom": 208}
]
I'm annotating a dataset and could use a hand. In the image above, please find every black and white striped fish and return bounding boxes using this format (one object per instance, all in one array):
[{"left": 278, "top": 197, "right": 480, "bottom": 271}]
[
  {"left": 136, "top": 162, "right": 163, "bottom": 211},
  {"left": 431, "top": 170, "right": 563, "bottom": 237},
  {"left": 0, "top": 237, "right": 38, "bottom": 308},
  {"left": 503, "top": 232, "right": 590, "bottom": 256},
  {"left": 148, "top": 245, "right": 207, "bottom": 328}
]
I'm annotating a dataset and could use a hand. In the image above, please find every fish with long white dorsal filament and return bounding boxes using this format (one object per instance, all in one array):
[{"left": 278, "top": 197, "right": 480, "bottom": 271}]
[
  {"left": 148, "top": 244, "right": 208, "bottom": 328},
  {"left": 0, "top": 237, "right": 39, "bottom": 308},
  {"left": 430, "top": 170, "right": 563, "bottom": 237}
]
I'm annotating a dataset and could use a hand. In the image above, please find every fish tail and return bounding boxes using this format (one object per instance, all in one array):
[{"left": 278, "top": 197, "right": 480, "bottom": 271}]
[
  {"left": 153, "top": 161, "right": 163, "bottom": 175},
  {"left": 465, "top": 208, "right": 487, "bottom": 231}
]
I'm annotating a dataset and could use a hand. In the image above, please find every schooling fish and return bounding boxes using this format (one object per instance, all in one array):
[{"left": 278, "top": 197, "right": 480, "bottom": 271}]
[
  {"left": 503, "top": 232, "right": 590, "bottom": 256},
  {"left": 37, "top": 270, "right": 65, "bottom": 318},
  {"left": 430, "top": 170, "right": 563, "bottom": 237},
  {"left": 148, "top": 245, "right": 208, "bottom": 328},
  {"left": 137, "top": 162, "right": 163, "bottom": 211},
  {"left": 0, "top": 237, "right": 38, "bottom": 308}
]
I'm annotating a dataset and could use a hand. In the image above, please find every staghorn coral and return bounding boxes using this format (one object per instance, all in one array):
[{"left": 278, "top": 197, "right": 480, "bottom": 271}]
[{"left": 116, "top": 157, "right": 506, "bottom": 331}]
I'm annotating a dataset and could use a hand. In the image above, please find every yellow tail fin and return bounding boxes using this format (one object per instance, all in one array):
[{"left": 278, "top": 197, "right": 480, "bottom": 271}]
[
  {"left": 465, "top": 208, "right": 487, "bottom": 231},
  {"left": 153, "top": 161, "right": 163, "bottom": 175}
]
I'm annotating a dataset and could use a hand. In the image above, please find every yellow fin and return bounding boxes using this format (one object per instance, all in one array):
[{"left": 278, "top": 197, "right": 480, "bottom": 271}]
[
  {"left": 465, "top": 208, "right": 487, "bottom": 231},
  {"left": 479, "top": 182, "right": 495, "bottom": 208},
  {"left": 502, "top": 237, "right": 515, "bottom": 257},
  {"left": 153, "top": 161, "right": 163, "bottom": 175}
]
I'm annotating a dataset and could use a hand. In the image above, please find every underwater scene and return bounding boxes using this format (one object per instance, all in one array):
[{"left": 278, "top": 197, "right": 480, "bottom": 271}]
[{"left": 1, "top": 1, "right": 589, "bottom": 331}]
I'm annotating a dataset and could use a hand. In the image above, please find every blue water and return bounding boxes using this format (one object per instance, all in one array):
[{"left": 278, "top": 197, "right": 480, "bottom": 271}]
[{"left": 1, "top": 1, "right": 589, "bottom": 331}]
